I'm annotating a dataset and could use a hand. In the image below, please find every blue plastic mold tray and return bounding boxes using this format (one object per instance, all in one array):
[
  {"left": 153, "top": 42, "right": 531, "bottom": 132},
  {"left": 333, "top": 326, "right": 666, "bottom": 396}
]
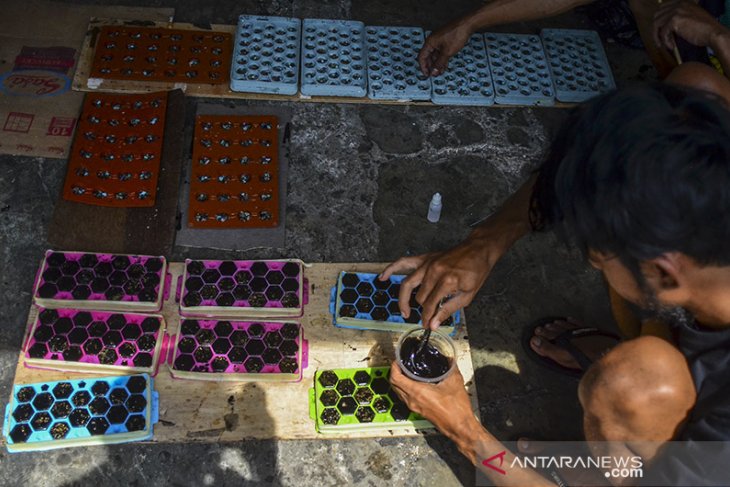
[
  {"left": 230, "top": 15, "right": 302, "bottom": 95},
  {"left": 300, "top": 19, "right": 367, "bottom": 97},
  {"left": 3, "top": 374, "right": 158, "bottom": 452},
  {"left": 329, "top": 271, "right": 460, "bottom": 334},
  {"left": 365, "top": 26, "right": 431, "bottom": 101},
  {"left": 540, "top": 29, "right": 616, "bottom": 103},
  {"left": 484, "top": 33, "right": 555, "bottom": 106},
  {"left": 429, "top": 32, "right": 494, "bottom": 106}
]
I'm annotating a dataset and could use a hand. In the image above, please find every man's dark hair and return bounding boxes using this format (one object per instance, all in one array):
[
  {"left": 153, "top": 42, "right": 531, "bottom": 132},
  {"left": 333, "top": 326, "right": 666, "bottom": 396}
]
[{"left": 530, "top": 83, "right": 730, "bottom": 277}]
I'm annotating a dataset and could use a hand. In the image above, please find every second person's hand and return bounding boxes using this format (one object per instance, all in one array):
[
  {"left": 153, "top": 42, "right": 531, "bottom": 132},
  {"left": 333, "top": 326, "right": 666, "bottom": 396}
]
[
  {"left": 653, "top": 0, "right": 728, "bottom": 51},
  {"left": 418, "top": 21, "right": 473, "bottom": 76}
]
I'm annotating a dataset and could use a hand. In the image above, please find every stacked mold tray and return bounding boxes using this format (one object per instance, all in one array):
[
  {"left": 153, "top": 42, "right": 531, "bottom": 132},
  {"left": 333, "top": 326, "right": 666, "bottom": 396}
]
[
  {"left": 230, "top": 15, "right": 302, "bottom": 94},
  {"left": 175, "top": 258, "right": 308, "bottom": 382},
  {"left": 329, "top": 271, "right": 461, "bottom": 335},
  {"left": 300, "top": 19, "right": 367, "bottom": 97},
  {"left": 29, "top": 250, "right": 170, "bottom": 376},
  {"left": 3, "top": 375, "right": 158, "bottom": 452}
]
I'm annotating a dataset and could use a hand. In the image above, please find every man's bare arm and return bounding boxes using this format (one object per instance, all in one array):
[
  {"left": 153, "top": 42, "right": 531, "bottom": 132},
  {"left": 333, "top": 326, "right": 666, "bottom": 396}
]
[{"left": 419, "top": 0, "right": 595, "bottom": 76}]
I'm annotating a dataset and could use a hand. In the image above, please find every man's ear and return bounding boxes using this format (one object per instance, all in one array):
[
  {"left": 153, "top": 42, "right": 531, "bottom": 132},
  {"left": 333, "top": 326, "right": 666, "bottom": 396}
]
[{"left": 643, "top": 253, "right": 689, "bottom": 300}]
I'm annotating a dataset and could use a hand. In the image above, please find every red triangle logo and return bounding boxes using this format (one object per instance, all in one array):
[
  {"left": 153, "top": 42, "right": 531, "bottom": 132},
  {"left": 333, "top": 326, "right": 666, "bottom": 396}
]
[{"left": 482, "top": 451, "right": 507, "bottom": 475}]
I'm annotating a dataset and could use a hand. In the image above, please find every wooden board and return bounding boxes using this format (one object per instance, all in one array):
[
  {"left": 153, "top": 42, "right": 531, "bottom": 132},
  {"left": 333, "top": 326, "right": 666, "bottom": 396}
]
[
  {"left": 8, "top": 262, "right": 478, "bottom": 443},
  {"left": 73, "top": 18, "right": 573, "bottom": 109}
]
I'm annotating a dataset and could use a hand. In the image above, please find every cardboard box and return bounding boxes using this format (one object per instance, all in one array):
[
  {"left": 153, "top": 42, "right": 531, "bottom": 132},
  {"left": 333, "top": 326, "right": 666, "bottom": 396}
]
[{"left": 0, "top": 0, "right": 173, "bottom": 158}]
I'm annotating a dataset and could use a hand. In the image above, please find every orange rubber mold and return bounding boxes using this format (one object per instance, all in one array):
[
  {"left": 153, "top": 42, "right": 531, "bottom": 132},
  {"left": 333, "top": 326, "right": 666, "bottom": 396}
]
[
  {"left": 189, "top": 115, "right": 280, "bottom": 228},
  {"left": 62, "top": 92, "right": 168, "bottom": 207},
  {"left": 90, "top": 26, "right": 232, "bottom": 84}
]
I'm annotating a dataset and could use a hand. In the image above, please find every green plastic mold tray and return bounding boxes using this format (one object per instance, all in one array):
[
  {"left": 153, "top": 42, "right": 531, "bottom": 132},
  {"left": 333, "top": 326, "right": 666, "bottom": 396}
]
[{"left": 309, "top": 366, "right": 433, "bottom": 434}]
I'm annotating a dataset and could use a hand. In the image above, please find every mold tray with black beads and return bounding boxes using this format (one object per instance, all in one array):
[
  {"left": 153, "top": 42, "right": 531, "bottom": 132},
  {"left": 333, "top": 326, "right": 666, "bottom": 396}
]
[
  {"left": 24, "top": 308, "right": 167, "bottom": 376},
  {"left": 540, "top": 28, "right": 615, "bottom": 103},
  {"left": 179, "top": 258, "right": 306, "bottom": 318},
  {"left": 2, "top": 374, "right": 158, "bottom": 452},
  {"left": 309, "top": 367, "right": 433, "bottom": 433},
  {"left": 33, "top": 250, "right": 167, "bottom": 312},
  {"left": 170, "top": 320, "right": 308, "bottom": 382},
  {"left": 89, "top": 26, "right": 232, "bottom": 84},
  {"left": 61, "top": 92, "right": 168, "bottom": 208},
  {"left": 329, "top": 271, "right": 461, "bottom": 334}
]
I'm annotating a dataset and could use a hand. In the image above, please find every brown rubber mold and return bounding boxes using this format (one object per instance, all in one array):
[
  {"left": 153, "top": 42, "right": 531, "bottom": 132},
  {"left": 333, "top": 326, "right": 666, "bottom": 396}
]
[
  {"left": 189, "top": 115, "right": 279, "bottom": 228},
  {"left": 90, "top": 26, "right": 232, "bottom": 84},
  {"left": 62, "top": 92, "right": 168, "bottom": 208}
]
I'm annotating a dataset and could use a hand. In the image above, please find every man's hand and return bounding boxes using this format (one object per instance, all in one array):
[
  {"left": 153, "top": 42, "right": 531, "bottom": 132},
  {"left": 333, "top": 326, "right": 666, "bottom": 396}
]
[
  {"left": 380, "top": 174, "right": 536, "bottom": 329},
  {"left": 418, "top": 22, "right": 473, "bottom": 77},
  {"left": 653, "top": 0, "right": 729, "bottom": 51},
  {"left": 390, "top": 361, "right": 478, "bottom": 440},
  {"left": 379, "top": 237, "right": 495, "bottom": 330}
]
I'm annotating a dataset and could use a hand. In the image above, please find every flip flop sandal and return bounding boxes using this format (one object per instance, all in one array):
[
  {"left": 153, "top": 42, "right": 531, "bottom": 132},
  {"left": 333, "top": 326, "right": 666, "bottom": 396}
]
[{"left": 521, "top": 316, "right": 621, "bottom": 379}]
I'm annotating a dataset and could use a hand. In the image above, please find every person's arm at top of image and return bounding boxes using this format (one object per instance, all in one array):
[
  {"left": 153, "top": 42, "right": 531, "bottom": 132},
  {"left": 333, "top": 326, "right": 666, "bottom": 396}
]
[
  {"left": 379, "top": 174, "right": 536, "bottom": 330},
  {"left": 419, "top": 0, "right": 596, "bottom": 77}
]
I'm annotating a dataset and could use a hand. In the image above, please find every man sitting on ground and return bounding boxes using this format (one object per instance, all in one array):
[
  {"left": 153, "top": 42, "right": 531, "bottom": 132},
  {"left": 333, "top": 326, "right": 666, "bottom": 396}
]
[{"left": 383, "top": 80, "right": 730, "bottom": 484}]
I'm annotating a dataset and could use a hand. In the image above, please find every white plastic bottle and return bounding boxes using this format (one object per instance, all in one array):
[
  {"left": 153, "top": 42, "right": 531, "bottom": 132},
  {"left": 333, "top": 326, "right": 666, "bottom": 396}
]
[{"left": 427, "top": 192, "right": 442, "bottom": 223}]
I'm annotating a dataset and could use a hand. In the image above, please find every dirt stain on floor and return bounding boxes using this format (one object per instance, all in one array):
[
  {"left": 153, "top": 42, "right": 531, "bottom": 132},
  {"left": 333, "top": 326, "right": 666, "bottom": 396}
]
[{"left": 365, "top": 450, "right": 393, "bottom": 480}]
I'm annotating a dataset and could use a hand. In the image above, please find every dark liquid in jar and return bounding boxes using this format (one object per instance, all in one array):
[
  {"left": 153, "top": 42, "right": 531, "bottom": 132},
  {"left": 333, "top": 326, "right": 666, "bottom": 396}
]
[{"left": 399, "top": 336, "right": 451, "bottom": 379}]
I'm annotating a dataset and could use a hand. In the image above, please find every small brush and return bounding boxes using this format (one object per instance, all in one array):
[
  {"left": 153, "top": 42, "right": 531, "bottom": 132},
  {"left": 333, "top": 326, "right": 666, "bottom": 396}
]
[{"left": 414, "top": 328, "right": 431, "bottom": 357}]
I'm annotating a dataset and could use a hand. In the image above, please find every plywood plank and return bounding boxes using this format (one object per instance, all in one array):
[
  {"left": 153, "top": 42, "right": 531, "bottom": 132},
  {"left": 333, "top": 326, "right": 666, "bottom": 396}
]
[
  {"left": 9, "top": 262, "right": 477, "bottom": 443},
  {"left": 72, "top": 18, "right": 573, "bottom": 109}
]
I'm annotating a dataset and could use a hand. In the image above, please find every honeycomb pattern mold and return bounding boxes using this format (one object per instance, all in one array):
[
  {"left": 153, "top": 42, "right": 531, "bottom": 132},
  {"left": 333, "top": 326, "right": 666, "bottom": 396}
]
[
  {"left": 330, "top": 272, "right": 459, "bottom": 334},
  {"left": 310, "top": 367, "right": 432, "bottom": 433},
  {"left": 33, "top": 250, "right": 166, "bottom": 312},
  {"left": 3, "top": 374, "right": 158, "bottom": 452},
  {"left": 171, "top": 320, "right": 307, "bottom": 381},
  {"left": 180, "top": 258, "right": 304, "bottom": 318},
  {"left": 25, "top": 308, "right": 165, "bottom": 375}
]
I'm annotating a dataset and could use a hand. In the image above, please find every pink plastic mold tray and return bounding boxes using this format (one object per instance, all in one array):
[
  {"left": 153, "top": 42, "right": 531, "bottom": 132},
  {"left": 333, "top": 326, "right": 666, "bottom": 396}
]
[
  {"left": 170, "top": 320, "right": 308, "bottom": 382},
  {"left": 179, "top": 259, "right": 305, "bottom": 318},
  {"left": 33, "top": 250, "right": 167, "bottom": 312},
  {"left": 24, "top": 308, "right": 166, "bottom": 375}
]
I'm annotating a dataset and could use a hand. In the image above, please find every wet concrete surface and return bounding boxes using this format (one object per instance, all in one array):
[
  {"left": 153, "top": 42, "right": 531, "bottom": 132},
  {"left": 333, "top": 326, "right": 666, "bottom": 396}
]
[{"left": 0, "top": 0, "right": 654, "bottom": 485}]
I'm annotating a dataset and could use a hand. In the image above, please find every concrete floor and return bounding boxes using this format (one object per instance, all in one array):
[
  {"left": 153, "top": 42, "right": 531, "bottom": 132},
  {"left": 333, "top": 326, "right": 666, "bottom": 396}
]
[{"left": 0, "top": 0, "right": 656, "bottom": 485}]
